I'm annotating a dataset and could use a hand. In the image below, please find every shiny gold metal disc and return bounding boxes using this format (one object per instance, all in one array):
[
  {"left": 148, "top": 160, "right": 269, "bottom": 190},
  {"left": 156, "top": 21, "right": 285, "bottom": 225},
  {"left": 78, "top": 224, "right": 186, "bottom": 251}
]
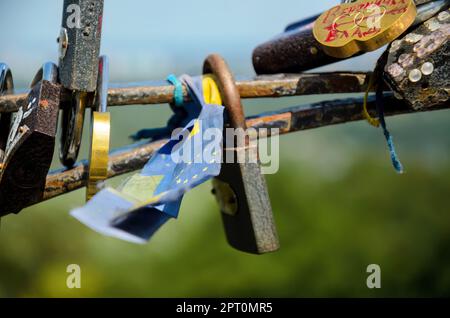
[
  {"left": 313, "top": 0, "right": 417, "bottom": 58},
  {"left": 86, "top": 111, "right": 110, "bottom": 200}
]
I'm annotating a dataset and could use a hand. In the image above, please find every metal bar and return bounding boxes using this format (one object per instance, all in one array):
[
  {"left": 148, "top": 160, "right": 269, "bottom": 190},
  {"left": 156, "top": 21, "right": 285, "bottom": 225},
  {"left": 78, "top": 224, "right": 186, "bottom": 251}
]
[
  {"left": 38, "top": 95, "right": 449, "bottom": 206},
  {"left": 0, "top": 72, "right": 368, "bottom": 113},
  {"left": 44, "top": 139, "right": 168, "bottom": 201}
]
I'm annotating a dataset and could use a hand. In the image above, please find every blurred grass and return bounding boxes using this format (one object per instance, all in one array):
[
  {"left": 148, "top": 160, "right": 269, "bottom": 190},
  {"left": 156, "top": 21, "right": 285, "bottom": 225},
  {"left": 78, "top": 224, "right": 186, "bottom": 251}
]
[{"left": 0, "top": 106, "right": 449, "bottom": 297}]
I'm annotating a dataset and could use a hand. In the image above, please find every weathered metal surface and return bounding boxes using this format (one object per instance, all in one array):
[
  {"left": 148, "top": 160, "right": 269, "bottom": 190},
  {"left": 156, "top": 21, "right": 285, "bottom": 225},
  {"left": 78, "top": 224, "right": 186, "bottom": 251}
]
[
  {"left": 237, "top": 73, "right": 367, "bottom": 98},
  {"left": 417, "top": 0, "right": 444, "bottom": 5},
  {"left": 384, "top": 8, "right": 450, "bottom": 110},
  {"left": 253, "top": 14, "right": 341, "bottom": 74},
  {"left": 20, "top": 94, "right": 446, "bottom": 208},
  {"left": 59, "top": 0, "right": 104, "bottom": 92},
  {"left": 0, "top": 72, "right": 369, "bottom": 113},
  {"left": 0, "top": 63, "right": 60, "bottom": 216},
  {"left": 57, "top": 0, "right": 104, "bottom": 168},
  {"left": 204, "top": 54, "right": 279, "bottom": 255},
  {"left": 0, "top": 93, "right": 27, "bottom": 113},
  {"left": 247, "top": 95, "right": 418, "bottom": 135},
  {"left": 44, "top": 139, "right": 167, "bottom": 201},
  {"left": 252, "top": 0, "right": 449, "bottom": 74}
]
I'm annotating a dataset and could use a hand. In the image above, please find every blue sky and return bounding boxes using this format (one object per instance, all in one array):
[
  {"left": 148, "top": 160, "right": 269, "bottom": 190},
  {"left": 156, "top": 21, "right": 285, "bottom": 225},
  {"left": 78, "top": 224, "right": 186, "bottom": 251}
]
[{"left": 0, "top": 0, "right": 379, "bottom": 86}]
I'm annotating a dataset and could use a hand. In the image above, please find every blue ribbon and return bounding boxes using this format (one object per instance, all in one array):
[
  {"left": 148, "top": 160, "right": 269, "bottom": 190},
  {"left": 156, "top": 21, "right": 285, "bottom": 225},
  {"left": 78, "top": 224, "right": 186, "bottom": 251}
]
[
  {"left": 376, "top": 85, "right": 404, "bottom": 174},
  {"left": 167, "top": 74, "right": 184, "bottom": 107}
]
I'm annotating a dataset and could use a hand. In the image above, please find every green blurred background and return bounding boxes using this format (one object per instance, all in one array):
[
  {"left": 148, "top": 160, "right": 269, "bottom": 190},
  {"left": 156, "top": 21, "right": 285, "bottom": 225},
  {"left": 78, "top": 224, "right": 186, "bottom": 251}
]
[{"left": 1, "top": 0, "right": 449, "bottom": 297}]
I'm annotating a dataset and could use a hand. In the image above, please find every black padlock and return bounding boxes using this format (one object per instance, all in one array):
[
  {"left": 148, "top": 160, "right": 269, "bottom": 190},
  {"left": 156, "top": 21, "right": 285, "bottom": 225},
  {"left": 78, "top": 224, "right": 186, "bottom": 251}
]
[
  {"left": 203, "top": 54, "right": 279, "bottom": 254},
  {"left": 0, "top": 63, "right": 61, "bottom": 216}
]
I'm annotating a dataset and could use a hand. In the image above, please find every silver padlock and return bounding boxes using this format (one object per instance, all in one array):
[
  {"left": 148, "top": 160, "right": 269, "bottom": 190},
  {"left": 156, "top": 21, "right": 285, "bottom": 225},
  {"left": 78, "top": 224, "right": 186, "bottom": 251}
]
[
  {"left": 58, "top": 0, "right": 104, "bottom": 92},
  {"left": 58, "top": 0, "right": 104, "bottom": 167}
]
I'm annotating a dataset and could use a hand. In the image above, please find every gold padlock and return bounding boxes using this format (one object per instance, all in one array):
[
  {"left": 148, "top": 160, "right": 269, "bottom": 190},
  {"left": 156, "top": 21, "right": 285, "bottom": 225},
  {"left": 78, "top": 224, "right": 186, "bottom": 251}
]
[{"left": 313, "top": 0, "right": 417, "bottom": 58}]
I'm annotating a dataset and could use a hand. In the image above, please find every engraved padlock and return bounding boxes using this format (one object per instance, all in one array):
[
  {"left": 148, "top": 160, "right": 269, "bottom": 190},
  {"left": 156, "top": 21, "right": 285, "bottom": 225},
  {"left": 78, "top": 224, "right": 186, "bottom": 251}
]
[
  {"left": 203, "top": 54, "right": 279, "bottom": 254},
  {"left": 0, "top": 63, "right": 61, "bottom": 216},
  {"left": 312, "top": 0, "right": 418, "bottom": 58}
]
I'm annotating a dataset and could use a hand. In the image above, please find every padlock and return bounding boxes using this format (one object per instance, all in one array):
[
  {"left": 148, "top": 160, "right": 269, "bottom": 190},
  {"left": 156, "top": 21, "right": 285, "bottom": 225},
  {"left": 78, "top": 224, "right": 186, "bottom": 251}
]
[
  {"left": 86, "top": 55, "right": 111, "bottom": 200},
  {"left": 384, "top": 8, "right": 450, "bottom": 110},
  {"left": 252, "top": 0, "right": 445, "bottom": 74},
  {"left": 0, "top": 63, "right": 14, "bottom": 164},
  {"left": 58, "top": 0, "right": 104, "bottom": 92},
  {"left": 313, "top": 0, "right": 418, "bottom": 58},
  {"left": 58, "top": 0, "right": 104, "bottom": 167},
  {"left": 203, "top": 54, "right": 279, "bottom": 254},
  {"left": 0, "top": 63, "right": 61, "bottom": 216}
]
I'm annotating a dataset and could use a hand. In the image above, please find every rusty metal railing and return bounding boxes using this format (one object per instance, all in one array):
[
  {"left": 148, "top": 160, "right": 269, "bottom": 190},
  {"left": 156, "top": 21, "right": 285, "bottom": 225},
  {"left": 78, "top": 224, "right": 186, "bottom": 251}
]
[
  {"left": 1, "top": 72, "right": 449, "bottom": 208},
  {"left": 0, "top": 72, "right": 368, "bottom": 112}
]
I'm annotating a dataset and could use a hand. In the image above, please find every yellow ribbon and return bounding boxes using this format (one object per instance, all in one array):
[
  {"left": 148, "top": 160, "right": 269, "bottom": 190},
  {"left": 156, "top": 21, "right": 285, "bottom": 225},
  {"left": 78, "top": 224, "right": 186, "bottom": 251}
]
[
  {"left": 363, "top": 72, "right": 380, "bottom": 128},
  {"left": 202, "top": 74, "right": 222, "bottom": 105}
]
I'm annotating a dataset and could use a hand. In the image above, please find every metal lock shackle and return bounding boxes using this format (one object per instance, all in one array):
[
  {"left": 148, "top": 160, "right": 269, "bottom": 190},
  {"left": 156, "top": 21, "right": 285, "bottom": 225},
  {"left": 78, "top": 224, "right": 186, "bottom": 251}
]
[
  {"left": 0, "top": 63, "right": 14, "bottom": 163},
  {"left": 31, "top": 62, "right": 59, "bottom": 87},
  {"left": 0, "top": 64, "right": 13, "bottom": 93},
  {"left": 202, "top": 54, "right": 279, "bottom": 255},
  {"left": 86, "top": 55, "right": 111, "bottom": 200},
  {"left": 95, "top": 56, "right": 109, "bottom": 113},
  {"left": 59, "top": 90, "right": 90, "bottom": 168},
  {"left": 203, "top": 54, "right": 246, "bottom": 130}
]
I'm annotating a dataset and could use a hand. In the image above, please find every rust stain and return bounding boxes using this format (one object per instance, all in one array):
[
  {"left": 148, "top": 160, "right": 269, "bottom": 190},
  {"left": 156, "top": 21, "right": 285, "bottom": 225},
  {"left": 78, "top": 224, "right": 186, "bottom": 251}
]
[
  {"left": 40, "top": 99, "right": 49, "bottom": 108},
  {"left": 247, "top": 113, "right": 292, "bottom": 134}
]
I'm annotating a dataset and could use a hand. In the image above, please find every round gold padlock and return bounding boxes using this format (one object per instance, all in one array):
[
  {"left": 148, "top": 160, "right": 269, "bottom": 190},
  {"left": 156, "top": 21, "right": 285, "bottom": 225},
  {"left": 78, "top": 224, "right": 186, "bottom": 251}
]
[
  {"left": 313, "top": 0, "right": 417, "bottom": 58},
  {"left": 86, "top": 56, "right": 111, "bottom": 201}
]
